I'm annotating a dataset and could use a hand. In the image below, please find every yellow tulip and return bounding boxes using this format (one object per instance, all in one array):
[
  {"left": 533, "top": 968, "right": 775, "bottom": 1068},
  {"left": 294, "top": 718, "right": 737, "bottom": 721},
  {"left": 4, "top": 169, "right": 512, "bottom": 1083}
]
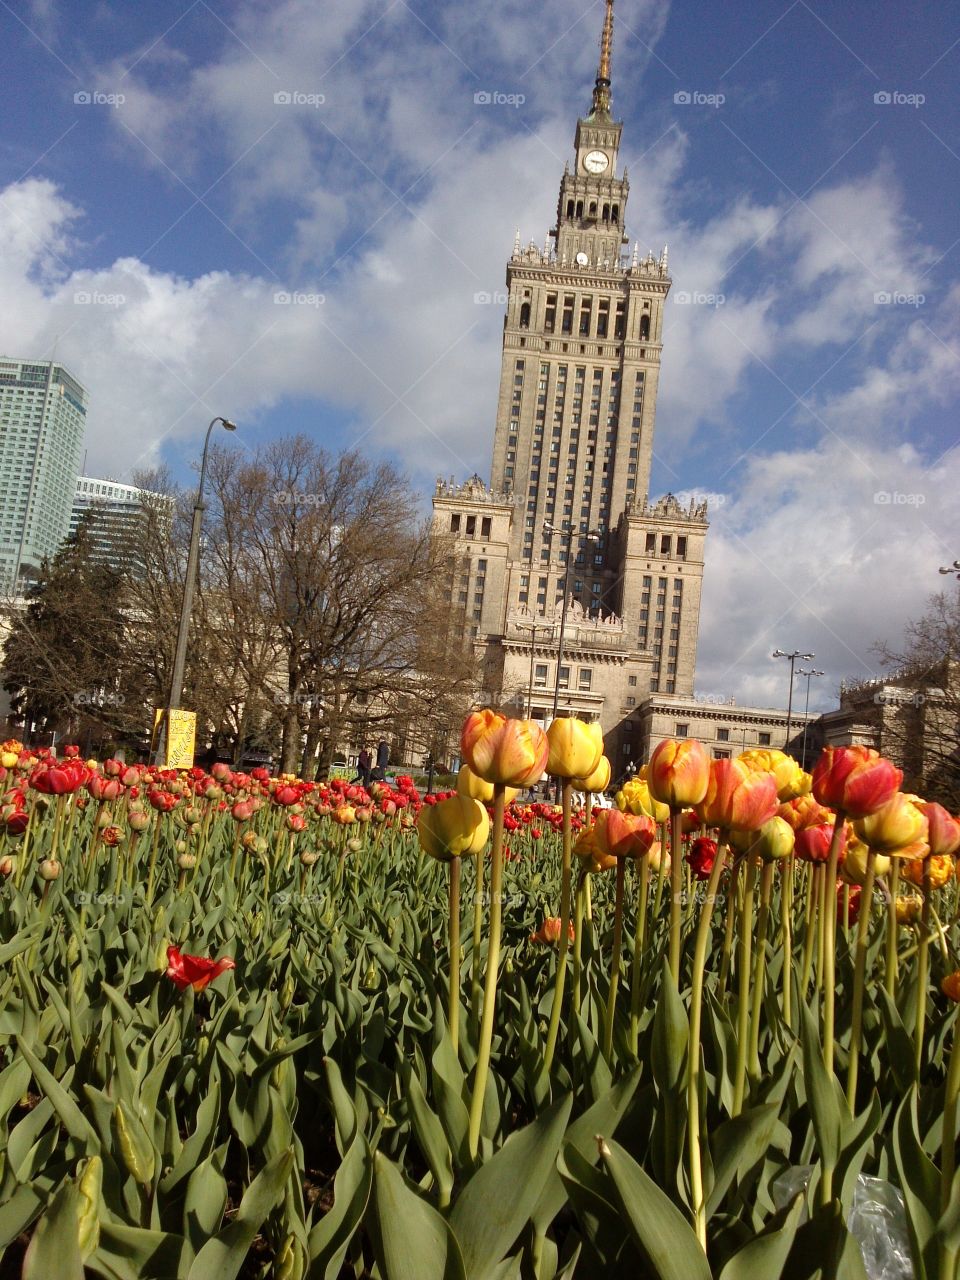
[
  {"left": 545, "top": 716, "right": 604, "bottom": 780},
  {"left": 461, "top": 710, "right": 548, "bottom": 787},
  {"left": 752, "top": 815, "right": 796, "bottom": 861},
  {"left": 416, "top": 795, "right": 490, "bottom": 862},
  {"left": 841, "top": 834, "right": 890, "bottom": 885},
  {"left": 455, "top": 765, "right": 518, "bottom": 805},
  {"left": 739, "top": 749, "right": 807, "bottom": 801},
  {"left": 616, "top": 777, "right": 669, "bottom": 824},
  {"left": 853, "top": 792, "right": 928, "bottom": 855},
  {"left": 574, "top": 755, "right": 612, "bottom": 794}
]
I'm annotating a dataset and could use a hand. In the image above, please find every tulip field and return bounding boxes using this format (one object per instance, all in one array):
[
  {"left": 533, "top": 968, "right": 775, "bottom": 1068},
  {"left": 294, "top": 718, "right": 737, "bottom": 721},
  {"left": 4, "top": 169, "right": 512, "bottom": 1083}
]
[{"left": 0, "top": 720, "right": 959, "bottom": 1280}]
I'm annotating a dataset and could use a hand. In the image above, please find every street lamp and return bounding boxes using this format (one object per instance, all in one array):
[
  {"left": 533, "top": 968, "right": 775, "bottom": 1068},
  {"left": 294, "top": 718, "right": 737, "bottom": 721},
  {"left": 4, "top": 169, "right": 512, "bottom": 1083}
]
[
  {"left": 515, "top": 620, "right": 546, "bottom": 718},
  {"left": 797, "top": 667, "right": 824, "bottom": 768},
  {"left": 542, "top": 521, "right": 601, "bottom": 722},
  {"left": 155, "top": 416, "right": 237, "bottom": 764},
  {"left": 772, "top": 647, "right": 814, "bottom": 755},
  {"left": 939, "top": 560, "right": 960, "bottom": 580}
]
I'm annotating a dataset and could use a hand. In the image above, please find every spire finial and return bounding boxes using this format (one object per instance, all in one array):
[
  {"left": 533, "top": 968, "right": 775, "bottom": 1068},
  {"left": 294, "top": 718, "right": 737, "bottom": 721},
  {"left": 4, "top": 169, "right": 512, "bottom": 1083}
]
[{"left": 592, "top": 0, "right": 614, "bottom": 116}]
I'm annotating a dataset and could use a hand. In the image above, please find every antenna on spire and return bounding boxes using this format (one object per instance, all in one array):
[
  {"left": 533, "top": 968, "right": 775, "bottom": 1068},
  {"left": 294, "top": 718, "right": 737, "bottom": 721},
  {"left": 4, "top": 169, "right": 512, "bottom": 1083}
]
[
  {"left": 591, "top": 0, "right": 614, "bottom": 116},
  {"left": 631, "top": 242, "right": 639, "bottom": 269},
  {"left": 513, "top": 227, "right": 521, "bottom": 258}
]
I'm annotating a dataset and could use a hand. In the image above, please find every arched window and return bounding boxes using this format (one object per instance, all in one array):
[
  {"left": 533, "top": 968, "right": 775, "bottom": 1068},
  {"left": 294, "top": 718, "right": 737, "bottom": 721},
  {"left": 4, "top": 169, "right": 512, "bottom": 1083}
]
[
  {"left": 602, "top": 203, "right": 610, "bottom": 221},
  {"left": 566, "top": 199, "right": 575, "bottom": 219},
  {"left": 575, "top": 200, "right": 584, "bottom": 218},
  {"left": 639, "top": 314, "right": 650, "bottom": 340},
  {"left": 519, "top": 302, "right": 531, "bottom": 329},
  {"left": 589, "top": 201, "right": 597, "bottom": 217},
  {"left": 612, "top": 204, "right": 619, "bottom": 222}
]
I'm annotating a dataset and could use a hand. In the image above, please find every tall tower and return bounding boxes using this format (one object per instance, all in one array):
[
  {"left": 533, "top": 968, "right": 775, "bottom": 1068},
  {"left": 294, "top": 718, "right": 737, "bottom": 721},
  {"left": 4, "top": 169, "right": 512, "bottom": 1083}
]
[
  {"left": 434, "top": 0, "right": 708, "bottom": 763},
  {"left": 0, "top": 358, "right": 88, "bottom": 596}
]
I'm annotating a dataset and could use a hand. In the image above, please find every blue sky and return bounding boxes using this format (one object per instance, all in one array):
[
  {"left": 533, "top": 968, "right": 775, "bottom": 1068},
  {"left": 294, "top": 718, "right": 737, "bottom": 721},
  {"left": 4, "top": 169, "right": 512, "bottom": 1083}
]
[{"left": 1, "top": 0, "right": 959, "bottom": 711}]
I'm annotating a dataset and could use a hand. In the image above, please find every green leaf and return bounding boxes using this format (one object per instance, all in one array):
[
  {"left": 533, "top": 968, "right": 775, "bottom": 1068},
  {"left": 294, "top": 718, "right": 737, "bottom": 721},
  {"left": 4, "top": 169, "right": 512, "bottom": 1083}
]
[
  {"left": 306, "top": 1133, "right": 372, "bottom": 1280},
  {"left": 403, "top": 1065, "right": 454, "bottom": 1206},
  {"left": 706, "top": 1103, "right": 783, "bottom": 1217},
  {"left": 651, "top": 961, "right": 688, "bottom": 1096},
  {"left": 91, "top": 1221, "right": 192, "bottom": 1280},
  {"left": 717, "top": 1196, "right": 804, "bottom": 1280},
  {"left": 186, "top": 1150, "right": 293, "bottom": 1280},
  {"left": 17, "top": 1039, "right": 99, "bottom": 1150},
  {"left": 21, "top": 1182, "right": 84, "bottom": 1280},
  {"left": 799, "top": 1000, "right": 845, "bottom": 1175},
  {"left": 892, "top": 1089, "right": 939, "bottom": 1280},
  {"left": 183, "top": 1145, "right": 229, "bottom": 1253},
  {"left": 599, "top": 1137, "right": 711, "bottom": 1280},
  {"left": 370, "top": 1151, "right": 465, "bottom": 1280},
  {"left": 450, "top": 1096, "right": 572, "bottom": 1280}
]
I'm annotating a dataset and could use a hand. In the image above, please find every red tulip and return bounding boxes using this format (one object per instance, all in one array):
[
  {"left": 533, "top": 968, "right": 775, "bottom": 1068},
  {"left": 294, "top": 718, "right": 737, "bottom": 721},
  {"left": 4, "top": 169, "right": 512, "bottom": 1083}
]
[
  {"left": 88, "top": 775, "right": 122, "bottom": 802},
  {"left": 30, "top": 759, "right": 90, "bottom": 795},
  {"left": 811, "top": 746, "right": 901, "bottom": 819},
  {"left": 795, "top": 823, "right": 847, "bottom": 864},
  {"left": 686, "top": 836, "right": 720, "bottom": 880},
  {"left": 919, "top": 802, "right": 960, "bottom": 858},
  {"left": 164, "top": 945, "right": 236, "bottom": 993}
]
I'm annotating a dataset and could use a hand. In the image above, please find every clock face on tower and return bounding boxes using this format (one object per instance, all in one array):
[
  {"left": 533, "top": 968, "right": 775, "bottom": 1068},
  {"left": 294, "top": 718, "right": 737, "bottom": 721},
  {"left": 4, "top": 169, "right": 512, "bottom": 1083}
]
[{"left": 583, "top": 149, "right": 609, "bottom": 174}]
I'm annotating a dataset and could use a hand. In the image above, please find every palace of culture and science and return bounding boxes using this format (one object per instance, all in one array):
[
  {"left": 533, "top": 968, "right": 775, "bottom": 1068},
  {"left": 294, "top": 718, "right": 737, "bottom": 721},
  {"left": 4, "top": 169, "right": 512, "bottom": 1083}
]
[{"left": 433, "top": 0, "right": 715, "bottom": 767}]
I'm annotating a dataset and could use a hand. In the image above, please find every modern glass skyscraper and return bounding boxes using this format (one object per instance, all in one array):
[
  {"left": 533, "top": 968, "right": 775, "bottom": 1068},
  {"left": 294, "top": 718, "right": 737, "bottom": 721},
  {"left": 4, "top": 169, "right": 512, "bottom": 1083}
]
[
  {"left": 0, "top": 357, "right": 88, "bottom": 594},
  {"left": 70, "top": 476, "right": 174, "bottom": 574}
]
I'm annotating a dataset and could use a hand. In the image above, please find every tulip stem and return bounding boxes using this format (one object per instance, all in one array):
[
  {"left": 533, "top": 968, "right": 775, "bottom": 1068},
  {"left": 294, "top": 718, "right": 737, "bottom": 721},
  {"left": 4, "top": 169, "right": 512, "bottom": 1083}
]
[
  {"left": 940, "top": 1014, "right": 960, "bottom": 1280},
  {"left": 781, "top": 854, "right": 794, "bottom": 1027},
  {"left": 800, "top": 863, "right": 818, "bottom": 997},
  {"left": 846, "top": 847, "right": 877, "bottom": 1110},
  {"left": 749, "top": 860, "right": 775, "bottom": 1077},
  {"left": 822, "top": 810, "right": 846, "bottom": 1076},
  {"left": 718, "top": 856, "right": 740, "bottom": 996},
  {"left": 652, "top": 822, "right": 668, "bottom": 920},
  {"left": 470, "top": 850, "right": 485, "bottom": 1040},
  {"left": 572, "top": 869, "right": 587, "bottom": 1015},
  {"left": 885, "top": 860, "right": 900, "bottom": 997},
  {"left": 543, "top": 780, "right": 573, "bottom": 1072},
  {"left": 629, "top": 854, "right": 650, "bottom": 1055},
  {"left": 448, "top": 856, "right": 461, "bottom": 1056},
  {"left": 602, "top": 857, "right": 626, "bottom": 1060},
  {"left": 668, "top": 810, "right": 683, "bottom": 988},
  {"left": 688, "top": 843, "right": 727, "bottom": 1252},
  {"left": 468, "top": 785, "right": 505, "bottom": 1160},
  {"left": 915, "top": 853, "right": 933, "bottom": 1075},
  {"left": 144, "top": 817, "right": 164, "bottom": 908},
  {"left": 732, "top": 852, "right": 757, "bottom": 1116}
]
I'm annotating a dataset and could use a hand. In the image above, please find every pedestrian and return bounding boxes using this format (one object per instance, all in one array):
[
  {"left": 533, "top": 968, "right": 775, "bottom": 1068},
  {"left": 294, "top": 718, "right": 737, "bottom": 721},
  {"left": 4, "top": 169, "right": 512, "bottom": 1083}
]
[
  {"left": 371, "top": 739, "right": 390, "bottom": 782},
  {"left": 353, "top": 747, "right": 372, "bottom": 788}
]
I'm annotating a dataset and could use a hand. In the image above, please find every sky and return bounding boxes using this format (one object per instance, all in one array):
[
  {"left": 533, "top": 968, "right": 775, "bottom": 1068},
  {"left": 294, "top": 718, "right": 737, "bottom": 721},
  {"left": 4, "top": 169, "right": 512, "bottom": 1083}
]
[{"left": 1, "top": 0, "right": 959, "bottom": 714}]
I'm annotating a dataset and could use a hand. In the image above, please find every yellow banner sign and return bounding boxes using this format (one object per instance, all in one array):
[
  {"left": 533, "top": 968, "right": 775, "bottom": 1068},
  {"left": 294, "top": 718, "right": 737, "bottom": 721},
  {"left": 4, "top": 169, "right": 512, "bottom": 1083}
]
[{"left": 153, "top": 708, "right": 197, "bottom": 769}]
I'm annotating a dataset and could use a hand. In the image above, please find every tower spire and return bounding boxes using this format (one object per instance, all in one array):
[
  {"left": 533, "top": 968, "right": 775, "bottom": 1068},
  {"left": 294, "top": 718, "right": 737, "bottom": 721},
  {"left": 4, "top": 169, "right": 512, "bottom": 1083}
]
[{"left": 591, "top": 0, "right": 614, "bottom": 117}]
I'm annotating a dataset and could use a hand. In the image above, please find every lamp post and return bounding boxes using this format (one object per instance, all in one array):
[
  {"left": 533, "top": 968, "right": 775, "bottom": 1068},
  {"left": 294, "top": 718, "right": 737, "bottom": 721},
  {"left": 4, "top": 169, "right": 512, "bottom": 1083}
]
[
  {"left": 772, "top": 647, "right": 814, "bottom": 756},
  {"left": 155, "top": 416, "right": 237, "bottom": 764},
  {"left": 797, "top": 667, "right": 824, "bottom": 768},
  {"left": 939, "top": 560, "right": 960, "bottom": 580},
  {"left": 515, "top": 620, "right": 545, "bottom": 718},
  {"left": 543, "top": 522, "right": 600, "bottom": 722}
]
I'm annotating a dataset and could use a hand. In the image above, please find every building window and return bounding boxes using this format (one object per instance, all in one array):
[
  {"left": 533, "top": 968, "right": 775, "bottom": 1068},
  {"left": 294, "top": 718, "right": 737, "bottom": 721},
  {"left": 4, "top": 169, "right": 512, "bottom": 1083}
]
[
  {"left": 534, "top": 664, "right": 548, "bottom": 686},
  {"left": 559, "top": 665, "right": 570, "bottom": 688},
  {"left": 466, "top": 515, "right": 476, "bottom": 537},
  {"left": 677, "top": 536, "right": 687, "bottom": 558},
  {"left": 450, "top": 514, "right": 460, "bottom": 533},
  {"left": 579, "top": 669, "right": 592, "bottom": 689},
  {"left": 628, "top": 675, "right": 637, "bottom": 686},
  {"left": 759, "top": 732, "right": 771, "bottom": 746},
  {"left": 714, "top": 750, "right": 730, "bottom": 759},
  {"left": 481, "top": 516, "right": 491, "bottom": 538},
  {"left": 717, "top": 728, "right": 729, "bottom": 742},
  {"left": 676, "top": 723, "right": 689, "bottom": 737},
  {"left": 645, "top": 533, "right": 655, "bottom": 552},
  {"left": 626, "top": 697, "right": 636, "bottom": 707}
]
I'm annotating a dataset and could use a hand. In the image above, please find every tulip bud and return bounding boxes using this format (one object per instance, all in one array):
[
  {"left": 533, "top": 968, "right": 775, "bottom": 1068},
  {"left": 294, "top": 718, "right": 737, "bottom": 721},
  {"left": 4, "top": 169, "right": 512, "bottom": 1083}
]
[
  {"left": 177, "top": 853, "right": 197, "bottom": 870},
  {"left": 77, "top": 1155, "right": 103, "bottom": 1259},
  {"left": 300, "top": 850, "right": 320, "bottom": 866},
  {"left": 0, "top": 856, "right": 16, "bottom": 877},
  {"left": 461, "top": 709, "right": 549, "bottom": 787},
  {"left": 416, "top": 794, "right": 490, "bottom": 862},
  {"left": 274, "top": 1234, "right": 307, "bottom": 1280},
  {"left": 574, "top": 755, "right": 612, "bottom": 794},
  {"left": 648, "top": 739, "right": 710, "bottom": 810},
  {"left": 695, "top": 758, "right": 779, "bottom": 833},
  {"left": 545, "top": 716, "right": 604, "bottom": 780},
  {"left": 38, "top": 858, "right": 61, "bottom": 881},
  {"left": 128, "top": 809, "right": 150, "bottom": 832},
  {"left": 616, "top": 777, "right": 670, "bottom": 824},
  {"left": 812, "top": 746, "right": 902, "bottom": 819},
  {"left": 752, "top": 816, "right": 795, "bottom": 861},
  {"left": 841, "top": 836, "right": 890, "bottom": 885},
  {"left": 115, "top": 1100, "right": 156, "bottom": 1185},
  {"left": 853, "top": 793, "right": 928, "bottom": 856}
]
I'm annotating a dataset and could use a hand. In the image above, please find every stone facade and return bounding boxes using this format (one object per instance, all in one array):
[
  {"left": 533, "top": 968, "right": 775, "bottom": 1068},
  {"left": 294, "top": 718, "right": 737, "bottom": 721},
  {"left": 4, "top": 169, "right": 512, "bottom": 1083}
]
[{"left": 432, "top": 3, "right": 707, "bottom": 762}]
